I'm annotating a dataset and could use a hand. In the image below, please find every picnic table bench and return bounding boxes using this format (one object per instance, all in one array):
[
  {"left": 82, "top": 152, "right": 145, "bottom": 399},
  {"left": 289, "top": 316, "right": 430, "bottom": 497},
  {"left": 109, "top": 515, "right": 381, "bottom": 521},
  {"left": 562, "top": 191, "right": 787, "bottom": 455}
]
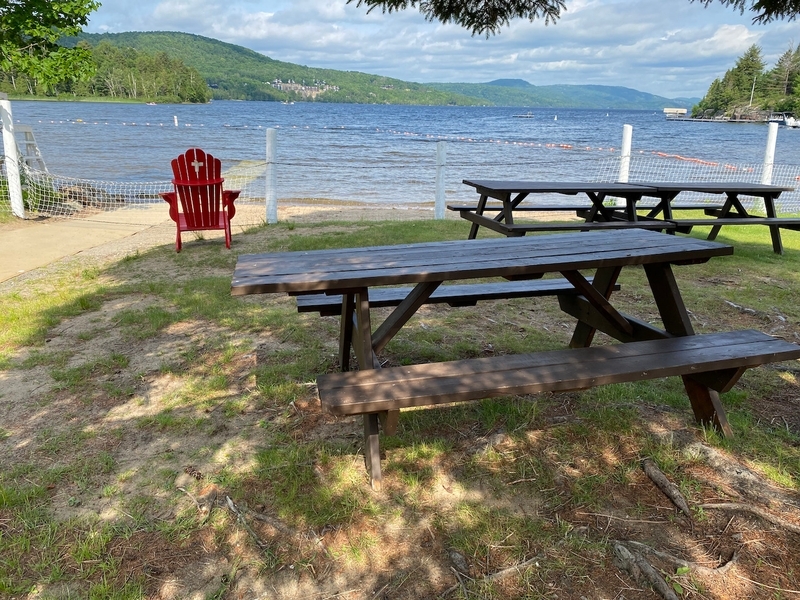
[
  {"left": 232, "top": 230, "right": 800, "bottom": 490},
  {"left": 295, "top": 277, "right": 617, "bottom": 316}
]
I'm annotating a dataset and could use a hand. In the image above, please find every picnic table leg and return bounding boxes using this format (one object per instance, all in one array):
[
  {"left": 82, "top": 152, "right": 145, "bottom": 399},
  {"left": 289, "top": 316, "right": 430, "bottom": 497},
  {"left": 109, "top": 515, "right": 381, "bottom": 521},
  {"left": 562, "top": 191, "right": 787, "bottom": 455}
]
[
  {"left": 707, "top": 192, "right": 749, "bottom": 242},
  {"left": 624, "top": 194, "right": 639, "bottom": 222},
  {"left": 501, "top": 192, "right": 515, "bottom": 227},
  {"left": 568, "top": 266, "right": 622, "bottom": 348},
  {"left": 643, "top": 263, "right": 733, "bottom": 437},
  {"left": 583, "top": 191, "right": 603, "bottom": 222},
  {"left": 339, "top": 293, "right": 355, "bottom": 371},
  {"left": 763, "top": 193, "right": 784, "bottom": 255},
  {"left": 469, "top": 194, "right": 489, "bottom": 239},
  {"left": 350, "top": 287, "right": 387, "bottom": 490},
  {"left": 364, "top": 413, "right": 382, "bottom": 491},
  {"left": 645, "top": 193, "right": 678, "bottom": 235}
]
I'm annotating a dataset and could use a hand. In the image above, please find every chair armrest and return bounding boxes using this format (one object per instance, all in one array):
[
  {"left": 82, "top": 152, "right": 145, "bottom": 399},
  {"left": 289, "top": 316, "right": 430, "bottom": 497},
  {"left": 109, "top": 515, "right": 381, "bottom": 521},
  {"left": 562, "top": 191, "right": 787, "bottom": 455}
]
[
  {"left": 159, "top": 191, "right": 180, "bottom": 223},
  {"left": 223, "top": 190, "right": 241, "bottom": 221}
]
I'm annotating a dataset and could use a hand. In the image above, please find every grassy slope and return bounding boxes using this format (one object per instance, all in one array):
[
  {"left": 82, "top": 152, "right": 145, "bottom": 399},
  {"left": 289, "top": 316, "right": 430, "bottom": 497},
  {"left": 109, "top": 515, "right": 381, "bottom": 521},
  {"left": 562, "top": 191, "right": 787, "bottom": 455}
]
[{"left": 69, "top": 32, "right": 484, "bottom": 105}]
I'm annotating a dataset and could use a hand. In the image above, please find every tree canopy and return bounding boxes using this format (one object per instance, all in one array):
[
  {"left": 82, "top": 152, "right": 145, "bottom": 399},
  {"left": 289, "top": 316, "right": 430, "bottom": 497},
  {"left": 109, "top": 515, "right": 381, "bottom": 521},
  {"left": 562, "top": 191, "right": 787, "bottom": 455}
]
[
  {"left": 693, "top": 43, "right": 800, "bottom": 117},
  {"left": 348, "top": 0, "right": 799, "bottom": 35},
  {"left": 0, "top": 0, "right": 100, "bottom": 85}
]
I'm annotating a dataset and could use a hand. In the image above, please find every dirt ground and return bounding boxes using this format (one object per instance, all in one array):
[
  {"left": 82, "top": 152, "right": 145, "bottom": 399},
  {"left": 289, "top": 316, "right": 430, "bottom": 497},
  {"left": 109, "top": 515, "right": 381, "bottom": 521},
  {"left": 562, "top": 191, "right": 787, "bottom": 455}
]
[{"left": 2, "top": 206, "right": 800, "bottom": 600}]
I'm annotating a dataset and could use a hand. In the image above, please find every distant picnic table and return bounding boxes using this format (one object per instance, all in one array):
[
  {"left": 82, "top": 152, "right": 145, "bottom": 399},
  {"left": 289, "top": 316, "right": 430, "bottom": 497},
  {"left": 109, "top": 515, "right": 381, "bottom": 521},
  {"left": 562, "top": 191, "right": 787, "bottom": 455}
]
[
  {"left": 231, "top": 229, "right": 800, "bottom": 489},
  {"left": 453, "top": 180, "right": 799, "bottom": 254}
]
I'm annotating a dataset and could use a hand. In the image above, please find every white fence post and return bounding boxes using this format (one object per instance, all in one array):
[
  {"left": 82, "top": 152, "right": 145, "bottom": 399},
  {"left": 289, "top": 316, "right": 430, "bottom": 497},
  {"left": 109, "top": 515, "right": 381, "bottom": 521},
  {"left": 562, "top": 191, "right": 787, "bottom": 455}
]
[
  {"left": 759, "top": 122, "right": 778, "bottom": 212},
  {"left": 265, "top": 128, "right": 278, "bottom": 224},
  {"left": 762, "top": 122, "right": 778, "bottom": 185},
  {"left": 618, "top": 124, "right": 633, "bottom": 183},
  {"left": 614, "top": 124, "right": 633, "bottom": 207},
  {"left": 0, "top": 94, "right": 25, "bottom": 219},
  {"left": 435, "top": 141, "right": 446, "bottom": 219}
]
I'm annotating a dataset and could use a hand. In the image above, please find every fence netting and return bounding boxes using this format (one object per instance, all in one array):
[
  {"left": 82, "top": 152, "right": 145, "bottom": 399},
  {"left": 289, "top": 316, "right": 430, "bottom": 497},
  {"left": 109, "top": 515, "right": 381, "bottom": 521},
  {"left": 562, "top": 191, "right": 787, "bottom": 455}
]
[
  {"left": 0, "top": 160, "right": 273, "bottom": 226},
  {"left": 594, "top": 154, "right": 800, "bottom": 212},
  {"left": 1, "top": 151, "right": 799, "bottom": 224}
]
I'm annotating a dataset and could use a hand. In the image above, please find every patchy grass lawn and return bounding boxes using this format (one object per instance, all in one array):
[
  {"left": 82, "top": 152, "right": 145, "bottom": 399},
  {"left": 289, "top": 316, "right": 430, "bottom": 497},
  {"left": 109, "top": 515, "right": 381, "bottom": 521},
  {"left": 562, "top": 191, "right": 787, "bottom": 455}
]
[{"left": 1, "top": 219, "right": 800, "bottom": 599}]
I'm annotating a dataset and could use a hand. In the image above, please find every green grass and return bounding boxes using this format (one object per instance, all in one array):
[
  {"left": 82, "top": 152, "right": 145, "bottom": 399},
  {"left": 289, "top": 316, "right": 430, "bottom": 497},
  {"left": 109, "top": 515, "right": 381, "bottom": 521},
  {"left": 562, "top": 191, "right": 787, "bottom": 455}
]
[{"left": 1, "top": 219, "right": 800, "bottom": 598}]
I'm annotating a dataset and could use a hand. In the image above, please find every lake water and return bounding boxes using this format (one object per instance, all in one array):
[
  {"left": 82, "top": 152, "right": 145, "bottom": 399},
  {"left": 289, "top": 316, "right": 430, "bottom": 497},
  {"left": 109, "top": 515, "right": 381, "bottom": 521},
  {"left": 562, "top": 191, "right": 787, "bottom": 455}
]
[{"left": 7, "top": 100, "right": 800, "bottom": 206}]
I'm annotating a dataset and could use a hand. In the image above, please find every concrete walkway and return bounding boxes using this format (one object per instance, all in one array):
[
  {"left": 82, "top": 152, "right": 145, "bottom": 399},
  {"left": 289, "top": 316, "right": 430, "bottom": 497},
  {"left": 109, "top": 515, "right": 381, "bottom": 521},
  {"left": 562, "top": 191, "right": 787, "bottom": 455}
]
[{"left": 0, "top": 205, "right": 170, "bottom": 282}]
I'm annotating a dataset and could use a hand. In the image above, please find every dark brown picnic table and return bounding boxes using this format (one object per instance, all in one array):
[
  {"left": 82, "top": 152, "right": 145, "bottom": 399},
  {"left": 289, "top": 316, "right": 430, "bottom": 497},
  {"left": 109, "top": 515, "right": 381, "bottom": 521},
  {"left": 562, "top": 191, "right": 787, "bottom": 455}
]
[
  {"left": 456, "top": 179, "right": 798, "bottom": 254},
  {"left": 455, "top": 180, "right": 666, "bottom": 240},
  {"left": 231, "top": 229, "right": 800, "bottom": 489},
  {"left": 630, "top": 181, "right": 797, "bottom": 254}
]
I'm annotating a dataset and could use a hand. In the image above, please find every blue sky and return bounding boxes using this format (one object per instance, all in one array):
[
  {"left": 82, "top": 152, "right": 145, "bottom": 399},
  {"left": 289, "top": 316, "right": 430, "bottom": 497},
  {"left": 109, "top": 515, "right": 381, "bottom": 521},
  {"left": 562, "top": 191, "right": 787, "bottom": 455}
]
[{"left": 86, "top": 0, "right": 800, "bottom": 98}]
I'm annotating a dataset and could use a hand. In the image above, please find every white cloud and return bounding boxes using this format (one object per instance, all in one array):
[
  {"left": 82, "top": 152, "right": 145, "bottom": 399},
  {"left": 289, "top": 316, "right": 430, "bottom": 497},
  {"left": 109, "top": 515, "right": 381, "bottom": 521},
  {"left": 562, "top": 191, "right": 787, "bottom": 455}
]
[{"left": 86, "top": 0, "right": 800, "bottom": 98}]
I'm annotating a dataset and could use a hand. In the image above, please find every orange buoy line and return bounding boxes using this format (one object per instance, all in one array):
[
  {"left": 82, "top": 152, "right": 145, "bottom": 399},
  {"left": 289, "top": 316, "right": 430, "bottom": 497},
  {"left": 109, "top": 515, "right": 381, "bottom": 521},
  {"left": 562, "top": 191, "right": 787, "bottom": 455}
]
[{"left": 652, "top": 151, "right": 719, "bottom": 167}]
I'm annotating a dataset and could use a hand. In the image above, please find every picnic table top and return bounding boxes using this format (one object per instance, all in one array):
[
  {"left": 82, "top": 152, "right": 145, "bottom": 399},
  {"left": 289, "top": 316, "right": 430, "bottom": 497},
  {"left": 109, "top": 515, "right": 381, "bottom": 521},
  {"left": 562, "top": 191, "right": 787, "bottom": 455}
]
[
  {"left": 231, "top": 229, "right": 732, "bottom": 296},
  {"left": 462, "top": 179, "right": 794, "bottom": 196},
  {"left": 462, "top": 180, "right": 655, "bottom": 195},
  {"left": 628, "top": 181, "right": 794, "bottom": 194}
]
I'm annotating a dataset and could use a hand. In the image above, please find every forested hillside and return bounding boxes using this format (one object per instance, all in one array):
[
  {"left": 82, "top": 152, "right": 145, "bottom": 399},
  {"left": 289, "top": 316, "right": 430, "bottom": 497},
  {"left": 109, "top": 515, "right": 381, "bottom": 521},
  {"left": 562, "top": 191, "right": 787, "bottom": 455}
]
[
  {"left": 0, "top": 40, "right": 210, "bottom": 103},
  {"left": 693, "top": 44, "right": 800, "bottom": 118},
  {"left": 429, "top": 80, "right": 694, "bottom": 109},
  {"left": 66, "top": 32, "right": 483, "bottom": 105},
  {"left": 0, "top": 29, "right": 701, "bottom": 108}
]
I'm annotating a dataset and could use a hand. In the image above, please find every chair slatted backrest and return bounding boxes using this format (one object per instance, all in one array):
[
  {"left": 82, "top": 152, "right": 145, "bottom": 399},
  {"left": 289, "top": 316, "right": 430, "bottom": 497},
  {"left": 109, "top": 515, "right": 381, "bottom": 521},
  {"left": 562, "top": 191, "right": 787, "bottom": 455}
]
[{"left": 171, "top": 148, "right": 225, "bottom": 228}]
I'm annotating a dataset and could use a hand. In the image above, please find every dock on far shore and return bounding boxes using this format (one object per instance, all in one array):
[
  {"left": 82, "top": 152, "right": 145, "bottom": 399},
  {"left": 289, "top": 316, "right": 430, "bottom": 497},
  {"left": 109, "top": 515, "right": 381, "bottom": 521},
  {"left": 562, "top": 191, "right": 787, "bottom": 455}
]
[
  {"left": 663, "top": 107, "right": 799, "bottom": 126},
  {"left": 662, "top": 107, "right": 729, "bottom": 122}
]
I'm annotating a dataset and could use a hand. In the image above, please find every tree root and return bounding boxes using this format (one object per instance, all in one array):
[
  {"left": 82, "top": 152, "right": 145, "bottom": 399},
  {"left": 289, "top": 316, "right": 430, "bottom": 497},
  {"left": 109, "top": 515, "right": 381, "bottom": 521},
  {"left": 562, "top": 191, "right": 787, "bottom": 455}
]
[
  {"left": 438, "top": 552, "right": 547, "bottom": 598},
  {"left": 642, "top": 458, "right": 691, "bottom": 518},
  {"left": 700, "top": 502, "right": 800, "bottom": 535},
  {"left": 613, "top": 539, "right": 740, "bottom": 600},
  {"left": 617, "top": 539, "right": 739, "bottom": 576},
  {"left": 613, "top": 542, "right": 680, "bottom": 600}
]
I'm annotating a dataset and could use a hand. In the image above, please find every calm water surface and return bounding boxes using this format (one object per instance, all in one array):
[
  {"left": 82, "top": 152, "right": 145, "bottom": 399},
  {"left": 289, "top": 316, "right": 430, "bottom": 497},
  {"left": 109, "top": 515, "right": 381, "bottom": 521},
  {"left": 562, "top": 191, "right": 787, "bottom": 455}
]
[{"left": 9, "top": 100, "right": 800, "bottom": 204}]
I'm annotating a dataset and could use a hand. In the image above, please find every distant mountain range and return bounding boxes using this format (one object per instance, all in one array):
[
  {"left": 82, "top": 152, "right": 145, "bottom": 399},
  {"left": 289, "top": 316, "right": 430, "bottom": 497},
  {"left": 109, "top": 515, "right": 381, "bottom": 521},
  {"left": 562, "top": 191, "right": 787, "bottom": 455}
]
[
  {"left": 430, "top": 79, "right": 699, "bottom": 110},
  {"left": 67, "top": 32, "right": 698, "bottom": 109}
]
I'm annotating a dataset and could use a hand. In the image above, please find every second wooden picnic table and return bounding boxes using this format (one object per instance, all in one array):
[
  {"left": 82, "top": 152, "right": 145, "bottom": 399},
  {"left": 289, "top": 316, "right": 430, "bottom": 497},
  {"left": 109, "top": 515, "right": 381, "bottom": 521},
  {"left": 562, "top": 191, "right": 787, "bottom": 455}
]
[{"left": 456, "top": 179, "right": 799, "bottom": 254}]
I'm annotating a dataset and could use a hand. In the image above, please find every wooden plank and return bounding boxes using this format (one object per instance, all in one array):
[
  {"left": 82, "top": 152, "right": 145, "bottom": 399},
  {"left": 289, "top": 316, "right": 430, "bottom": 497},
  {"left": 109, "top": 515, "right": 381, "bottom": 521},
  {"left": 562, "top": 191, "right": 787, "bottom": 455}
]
[
  {"left": 296, "top": 278, "right": 617, "bottom": 316},
  {"left": 458, "top": 210, "right": 525, "bottom": 237},
  {"left": 559, "top": 295, "right": 670, "bottom": 343},
  {"left": 238, "top": 234, "right": 718, "bottom": 281},
  {"left": 560, "top": 270, "right": 632, "bottom": 336},
  {"left": 566, "top": 266, "right": 623, "bottom": 348},
  {"left": 317, "top": 330, "right": 800, "bottom": 415},
  {"left": 371, "top": 281, "right": 441, "bottom": 354},
  {"left": 447, "top": 204, "right": 591, "bottom": 212},
  {"left": 502, "top": 221, "right": 677, "bottom": 232},
  {"left": 462, "top": 180, "right": 658, "bottom": 196},
  {"left": 363, "top": 414, "right": 382, "bottom": 490},
  {"left": 231, "top": 230, "right": 732, "bottom": 295},
  {"left": 671, "top": 217, "right": 800, "bottom": 227},
  {"left": 643, "top": 263, "right": 694, "bottom": 336},
  {"left": 234, "top": 230, "right": 717, "bottom": 274},
  {"left": 631, "top": 181, "right": 793, "bottom": 194}
]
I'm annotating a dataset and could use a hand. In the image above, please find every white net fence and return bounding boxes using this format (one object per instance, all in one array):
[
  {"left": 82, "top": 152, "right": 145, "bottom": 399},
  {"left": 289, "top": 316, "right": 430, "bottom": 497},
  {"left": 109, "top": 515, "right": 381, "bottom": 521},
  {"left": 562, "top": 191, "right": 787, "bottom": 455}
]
[
  {"left": 593, "top": 153, "right": 800, "bottom": 212},
  {"left": 2, "top": 150, "right": 799, "bottom": 223},
  {"left": 0, "top": 160, "right": 273, "bottom": 226}
]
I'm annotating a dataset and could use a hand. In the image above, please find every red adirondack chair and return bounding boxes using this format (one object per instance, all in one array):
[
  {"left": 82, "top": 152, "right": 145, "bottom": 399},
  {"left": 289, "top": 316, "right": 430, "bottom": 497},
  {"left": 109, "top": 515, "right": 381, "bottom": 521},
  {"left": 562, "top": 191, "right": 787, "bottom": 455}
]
[{"left": 159, "top": 148, "right": 240, "bottom": 252}]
